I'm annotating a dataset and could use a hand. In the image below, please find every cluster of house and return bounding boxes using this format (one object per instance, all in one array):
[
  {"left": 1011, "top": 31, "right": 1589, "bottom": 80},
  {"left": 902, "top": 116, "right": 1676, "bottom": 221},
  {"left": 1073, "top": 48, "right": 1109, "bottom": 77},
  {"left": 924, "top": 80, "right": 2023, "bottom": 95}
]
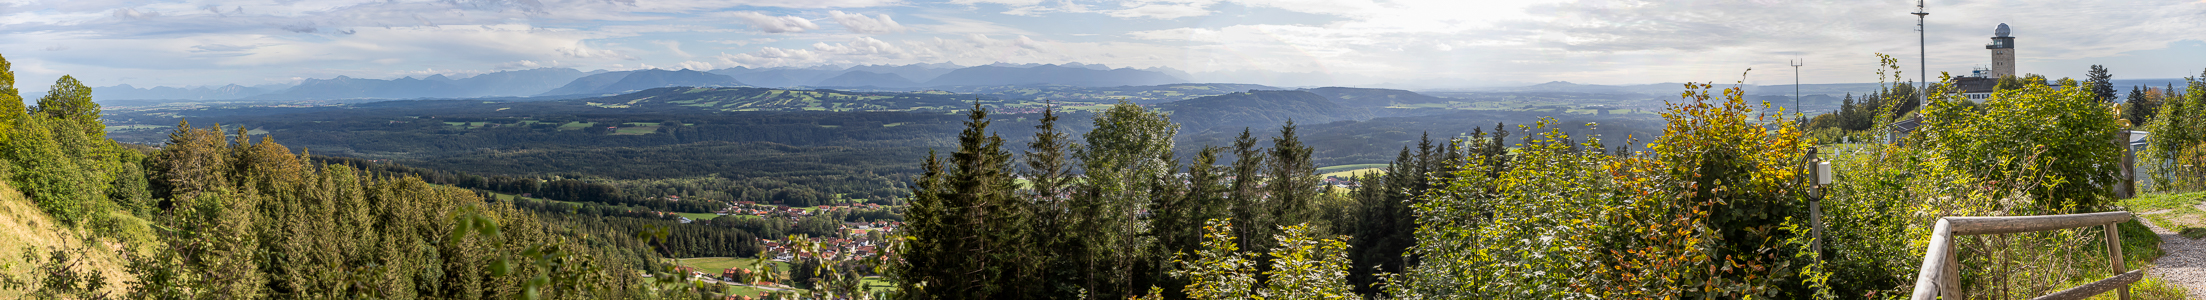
[
  {"left": 715, "top": 202, "right": 893, "bottom": 218},
  {"left": 758, "top": 220, "right": 898, "bottom": 261},
  {"left": 718, "top": 202, "right": 817, "bottom": 217},
  {"left": 1321, "top": 175, "right": 1363, "bottom": 189}
]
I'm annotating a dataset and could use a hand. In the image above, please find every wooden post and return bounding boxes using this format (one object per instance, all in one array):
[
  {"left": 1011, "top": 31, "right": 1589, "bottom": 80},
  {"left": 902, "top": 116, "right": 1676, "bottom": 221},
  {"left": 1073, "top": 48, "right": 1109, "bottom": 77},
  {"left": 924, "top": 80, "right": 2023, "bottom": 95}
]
[
  {"left": 1943, "top": 238, "right": 1960, "bottom": 299},
  {"left": 2107, "top": 223, "right": 2129, "bottom": 300},
  {"left": 1809, "top": 148, "right": 1823, "bottom": 258}
]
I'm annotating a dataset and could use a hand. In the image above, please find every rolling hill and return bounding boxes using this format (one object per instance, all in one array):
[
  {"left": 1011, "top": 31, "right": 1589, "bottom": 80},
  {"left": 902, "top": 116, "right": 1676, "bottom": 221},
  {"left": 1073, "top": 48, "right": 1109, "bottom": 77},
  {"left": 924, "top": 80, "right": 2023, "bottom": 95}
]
[
  {"left": 540, "top": 69, "right": 745, "bottom": 96},
  {"left": 1159, "top": 90, "right": 1372, "bottom": 133}
]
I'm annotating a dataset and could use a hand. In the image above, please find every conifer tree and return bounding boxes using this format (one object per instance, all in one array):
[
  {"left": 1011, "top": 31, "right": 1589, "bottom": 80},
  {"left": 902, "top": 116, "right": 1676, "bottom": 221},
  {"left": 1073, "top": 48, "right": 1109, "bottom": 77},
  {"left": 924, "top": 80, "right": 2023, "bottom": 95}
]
[
  {"left": 1151, "top": 146, "right": 1227, "bottom": 298},
  {"left": 2127, "top": 85, "right": 2158, "bottom": 126},
  {"left": 1224, "top": 128, "right": 1268, "bottom": 262},
  {"left": 893, "top": 101, "right": 1038, "bottom": 299},
  {"left": 2087, "top": 65, "right": 2116, "bottom": 103},
  {"left": 1022, "top": 103, "right": 1084, "bottom": 298}
]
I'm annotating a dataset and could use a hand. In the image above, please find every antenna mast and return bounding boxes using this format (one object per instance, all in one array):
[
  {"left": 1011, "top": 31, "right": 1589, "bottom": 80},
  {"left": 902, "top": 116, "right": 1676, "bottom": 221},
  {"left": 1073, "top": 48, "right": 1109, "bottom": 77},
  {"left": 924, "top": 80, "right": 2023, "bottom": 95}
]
[
  {"left": 1792, "top": 58, "right": 1804, "bottom": 124},
  {"left": 1913, "top": 0, "right": 1928, "bottom": 111}
]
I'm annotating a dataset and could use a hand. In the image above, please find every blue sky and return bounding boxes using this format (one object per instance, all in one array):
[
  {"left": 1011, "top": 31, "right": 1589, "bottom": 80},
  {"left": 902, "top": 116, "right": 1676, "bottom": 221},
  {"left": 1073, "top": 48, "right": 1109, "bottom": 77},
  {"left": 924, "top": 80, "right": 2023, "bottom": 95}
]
[{"left": 2, "top": 0, "right": 2204, "bottom": 90}]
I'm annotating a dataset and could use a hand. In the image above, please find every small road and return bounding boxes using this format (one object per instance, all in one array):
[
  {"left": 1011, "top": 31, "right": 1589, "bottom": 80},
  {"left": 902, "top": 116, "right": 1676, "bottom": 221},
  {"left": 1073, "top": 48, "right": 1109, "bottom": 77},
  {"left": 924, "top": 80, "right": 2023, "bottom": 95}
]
[{"left": 2138, "top": 207, "right": 2206, "bottom": 299}]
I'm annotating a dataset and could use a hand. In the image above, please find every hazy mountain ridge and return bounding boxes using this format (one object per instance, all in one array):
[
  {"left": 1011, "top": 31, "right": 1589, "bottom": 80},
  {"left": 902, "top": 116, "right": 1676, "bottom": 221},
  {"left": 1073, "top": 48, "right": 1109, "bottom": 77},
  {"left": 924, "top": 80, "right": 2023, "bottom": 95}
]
[
  {"left": 95, "top": 83, "right": 287, "bottom": 100},
  {"left": 539, "top": 69, "right": 744, "bottom": 96},
  {"left": 243, "top": 68, "right": 598, "bottom": 100},
  {"left": 923, "top": 65, "right": 1185, "bottom": 87},
  {"left": 811, "top": 71, "right": 918, "bottom": 88}
]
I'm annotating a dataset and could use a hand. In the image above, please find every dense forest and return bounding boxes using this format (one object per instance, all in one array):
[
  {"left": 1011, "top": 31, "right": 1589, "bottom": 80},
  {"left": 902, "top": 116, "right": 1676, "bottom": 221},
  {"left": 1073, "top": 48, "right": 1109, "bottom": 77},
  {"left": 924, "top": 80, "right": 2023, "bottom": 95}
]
[
  {"left": 888, "top": 63, "right": 2206, "bottom": 299},
  {"left": 0, "top": 54, "right": 783, "bottom": 299}
]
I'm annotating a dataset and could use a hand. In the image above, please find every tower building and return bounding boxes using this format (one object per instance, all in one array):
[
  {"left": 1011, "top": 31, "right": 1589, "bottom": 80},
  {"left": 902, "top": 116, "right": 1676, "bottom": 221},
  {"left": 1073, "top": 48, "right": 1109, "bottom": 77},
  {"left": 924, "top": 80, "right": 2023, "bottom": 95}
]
[{"left": 1987, "top": 23, "right": 2015, "bottom": 78}]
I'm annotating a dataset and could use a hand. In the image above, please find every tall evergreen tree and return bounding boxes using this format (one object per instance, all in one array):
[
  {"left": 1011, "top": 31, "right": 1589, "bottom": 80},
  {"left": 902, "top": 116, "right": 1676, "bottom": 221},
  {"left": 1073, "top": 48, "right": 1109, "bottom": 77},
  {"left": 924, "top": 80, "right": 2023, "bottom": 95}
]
[
  {"left": 1267, "top": 120, "right": 1321, "bottom": 227},
  {"left": 1151, "top": 146, "right": 1228, "bottom": 299},
  {"left": 1022, "top": 103, "right": 1085, "bottom": 299},
  {"left": 893, "top": 101, "right": 1038, "bottom": 299},
  {"left": 2128, "top": 85, "right": 2158, "bottom": 126},
  {"left": 2088, "top": 65, "right": 2116, "bottom": 103},
  {"left": 1225, "top": 128, "right": 1268, "bottom": 261}
]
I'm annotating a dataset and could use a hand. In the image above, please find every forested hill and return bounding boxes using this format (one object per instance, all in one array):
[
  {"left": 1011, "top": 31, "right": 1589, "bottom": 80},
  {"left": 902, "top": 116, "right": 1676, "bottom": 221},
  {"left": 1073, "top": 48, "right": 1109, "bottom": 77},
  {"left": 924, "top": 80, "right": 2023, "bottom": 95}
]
[
  {"left": 539, "top": 69, "right": 745, "bottom": 96},
  {"left": 567, "top": 87, "right": 982, "bottom": 112},
  {"left": 1159, "top": 90, "right": 1374, "bottom": 133},
  {"left": 1301, "top": 87, "right": 1452, "bottom": 108}
]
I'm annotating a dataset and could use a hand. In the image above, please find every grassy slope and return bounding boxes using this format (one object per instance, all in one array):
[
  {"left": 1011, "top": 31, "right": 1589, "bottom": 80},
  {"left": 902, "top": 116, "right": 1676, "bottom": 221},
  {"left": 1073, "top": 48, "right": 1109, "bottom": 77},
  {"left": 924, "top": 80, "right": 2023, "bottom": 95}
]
[
  {"left": 1316, "top": 164, "right": 1389, "bottom": 174},
  {"left": 0, "top": 182, "right": 141, "bottom": 298}
]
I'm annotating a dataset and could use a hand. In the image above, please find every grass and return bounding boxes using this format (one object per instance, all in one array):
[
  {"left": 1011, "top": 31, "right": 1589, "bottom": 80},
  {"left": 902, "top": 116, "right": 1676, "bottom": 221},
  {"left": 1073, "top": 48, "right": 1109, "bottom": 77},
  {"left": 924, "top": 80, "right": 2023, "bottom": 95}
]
[
  {"left": 1321, "top": 168, "right": 1385, "bottom": 180},
  {"left": 555, "top": 122, "right": 595, "bottom": 130},
  {"left": 673, "top": 257, "right": 802, "bottom": 297},
  {"left": 671, "top": 257, "right": 787, "bottom": 275},
  {"left": 611, "top": 126, "right": 659, "bottom": 135},
  {"left": 2114, "top": 192, "right": 2206, "bottom": 299},
  {"left": 1316, "top": 164, "right": 1390, "bottom": 174},
  {"left": 676, "top": 212, "right": 722, "bottom": 221},
  {"left": 0, "top": 182, "right": 143, "bottom": 298},
  {"left": 2126, "top": 192, "right": 2206, "bottom": 237}
]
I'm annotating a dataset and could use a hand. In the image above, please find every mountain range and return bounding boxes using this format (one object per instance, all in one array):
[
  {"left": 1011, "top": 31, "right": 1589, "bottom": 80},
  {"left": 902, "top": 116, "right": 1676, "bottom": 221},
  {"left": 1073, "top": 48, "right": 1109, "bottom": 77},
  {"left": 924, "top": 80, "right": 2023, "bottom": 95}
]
[
  {"left": 95, "top": 63, "right": 1195, "bottom": 101},
  {"left": 95, "top": 83, "right": 289, "bottom": 101},
  {"left": 245, "top": 68, "right": 598, "bottom": 100},
  {"left": 539, "top": 69, "right": 744, "bottom": 96}
]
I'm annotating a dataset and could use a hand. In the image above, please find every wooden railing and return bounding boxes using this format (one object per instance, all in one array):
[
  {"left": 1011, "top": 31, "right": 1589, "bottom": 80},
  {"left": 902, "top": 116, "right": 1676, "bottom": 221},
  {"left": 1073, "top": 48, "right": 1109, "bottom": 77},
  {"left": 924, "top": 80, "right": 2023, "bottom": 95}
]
[{"left": 1908, "top": 211, "right": 2139, "bottom": 300}]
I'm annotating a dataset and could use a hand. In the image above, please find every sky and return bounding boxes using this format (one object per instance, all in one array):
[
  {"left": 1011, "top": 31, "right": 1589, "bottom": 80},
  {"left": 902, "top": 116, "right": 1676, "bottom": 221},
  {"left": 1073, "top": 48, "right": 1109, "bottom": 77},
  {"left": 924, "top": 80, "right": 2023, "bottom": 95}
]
[{"left": 2, "top": 0, "right": 2204, "bottom": 91}]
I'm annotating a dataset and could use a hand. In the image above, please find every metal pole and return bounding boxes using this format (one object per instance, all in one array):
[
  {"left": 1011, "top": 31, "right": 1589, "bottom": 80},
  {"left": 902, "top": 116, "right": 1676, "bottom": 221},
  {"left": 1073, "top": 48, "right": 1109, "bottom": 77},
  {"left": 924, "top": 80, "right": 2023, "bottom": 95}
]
[
  {"left": 1914, "top": 0, "right": 1929, "bottom": 112},
  {"left": 1793, "top": 59, "right": 1804, "bottom": 124}
]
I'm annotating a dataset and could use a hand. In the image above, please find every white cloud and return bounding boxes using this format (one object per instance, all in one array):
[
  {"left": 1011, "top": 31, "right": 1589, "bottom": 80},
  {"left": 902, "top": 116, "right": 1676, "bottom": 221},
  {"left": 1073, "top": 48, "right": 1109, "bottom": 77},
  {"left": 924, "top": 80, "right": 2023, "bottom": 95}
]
[
  {"left": 676, "top": 60, "right": 715, "bottom": 70},
  {"left": 947, "top": 0, "right": 1044, "bottom": 6},
  {"left": 558, "top": 40, "right": 636, "bottom": 60},
  {"left": 651, "top": 40, "right": 693, "bottom": 58},
  {"left": 716, "top": 36, "right": 910, "bottom": 67},
  {"left": 1105, "top": 0, "right": 1216, "bottom": 19},
  {"left": 494, "top": 60, "right": 563, "bottom": 69},
  {"left": 703, "top": 38, "right": 778, "bottom": 45},
  {"left": 727, "top": 11, "right": 820, "bottom": 33},
  {"left": 829, "top": 11, "right": 906, "bottom": 34},
  {"left": 6, "top": 0, "right": 2203, "bottom": 89},
  {"left": 911, "top": 14, "right": 1035, "bottom": 35}
]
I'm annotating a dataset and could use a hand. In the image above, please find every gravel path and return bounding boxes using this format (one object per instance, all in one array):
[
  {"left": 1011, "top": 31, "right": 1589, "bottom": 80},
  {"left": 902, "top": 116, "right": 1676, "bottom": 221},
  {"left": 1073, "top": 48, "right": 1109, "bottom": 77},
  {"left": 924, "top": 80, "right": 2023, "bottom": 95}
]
[{"left": 2138, "top": 209, "right": 2206, "bottom": 299}]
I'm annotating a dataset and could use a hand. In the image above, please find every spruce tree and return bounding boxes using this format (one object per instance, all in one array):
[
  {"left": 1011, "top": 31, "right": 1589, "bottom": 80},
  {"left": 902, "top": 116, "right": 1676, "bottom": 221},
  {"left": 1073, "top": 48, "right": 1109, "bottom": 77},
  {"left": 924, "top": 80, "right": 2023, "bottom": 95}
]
[
  {"left": 893, "top": 101, "right": 1036, "bottom": 298},
  {"left": 1151, "top": 146, "right": 1227, "bottom": 298},
  {"left": 2128, "top": 85, "right": 2156, "bottom": 126},
  {"left": 1225, "top": 128, "right": 1269, "bottom": 261},
  {"left": 1023, "top": 103, "right": 1084, "bottom": 298},
  {"left": 2087, "top": 65, "right": 2116, "bottom": 103}
]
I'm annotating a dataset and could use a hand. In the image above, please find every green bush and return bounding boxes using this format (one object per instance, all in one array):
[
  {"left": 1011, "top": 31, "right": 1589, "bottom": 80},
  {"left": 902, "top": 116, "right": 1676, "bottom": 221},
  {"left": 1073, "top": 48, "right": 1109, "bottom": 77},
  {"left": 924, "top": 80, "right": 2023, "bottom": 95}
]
[{"left": 1388, "top": 82, "right": 1815, "bottom": 298}]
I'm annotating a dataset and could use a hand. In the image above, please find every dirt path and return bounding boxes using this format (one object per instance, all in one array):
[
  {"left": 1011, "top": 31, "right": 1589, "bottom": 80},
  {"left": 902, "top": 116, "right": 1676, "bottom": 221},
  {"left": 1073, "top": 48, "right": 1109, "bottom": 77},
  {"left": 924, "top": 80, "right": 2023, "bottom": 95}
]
[{"left": 2137, "top": 208, "right": 2206, "bottom": 299}]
